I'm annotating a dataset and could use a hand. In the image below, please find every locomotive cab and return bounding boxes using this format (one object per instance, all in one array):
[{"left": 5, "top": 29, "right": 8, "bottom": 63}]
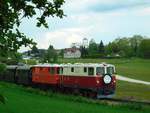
[{"left": 95, "top": 64, "right": 116, "bottom": 98}]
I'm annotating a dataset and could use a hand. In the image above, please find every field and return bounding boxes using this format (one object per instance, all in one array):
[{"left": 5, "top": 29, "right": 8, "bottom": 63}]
[
  {"left": 0, "top": 82, "right": 150, "bottom": 113},
  {"left": 116, "top": 81, "right": 150, "bottom": 101}
]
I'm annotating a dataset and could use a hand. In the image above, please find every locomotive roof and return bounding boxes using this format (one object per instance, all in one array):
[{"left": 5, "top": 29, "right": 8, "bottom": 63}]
[
  {"left": 33, "top": 63, "right": 114, "bottom": 67},
  {"left": 33, "top": 64, "right": 60, "bottom": 67}
]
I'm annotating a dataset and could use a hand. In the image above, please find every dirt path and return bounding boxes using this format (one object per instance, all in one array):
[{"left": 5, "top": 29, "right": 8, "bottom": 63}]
[{"left": 116, "top": 75, "right": 150, "bottom": 85}]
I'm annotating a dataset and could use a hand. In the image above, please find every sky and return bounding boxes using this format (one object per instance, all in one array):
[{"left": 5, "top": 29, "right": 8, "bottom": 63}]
[{"left": 19, "top": 0, "right": 150, "bottom": 52}]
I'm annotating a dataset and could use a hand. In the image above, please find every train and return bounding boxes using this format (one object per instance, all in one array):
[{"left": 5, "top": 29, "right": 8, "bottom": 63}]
[{"left": 0, "top": 63, "right": 116, "bottom": 98}]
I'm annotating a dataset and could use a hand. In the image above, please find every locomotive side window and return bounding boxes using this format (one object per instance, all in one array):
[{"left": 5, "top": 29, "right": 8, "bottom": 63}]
[
  {"left": 71, "top": 67, "right": 74, "bottom": 72},
  {"left": 50, "top": 67, "right": 55, "bottom": 75},
  {"left": 88, "top": 67, "right": 94, "bottom": 76},
  {"left": 84, "top": 67, "right": 87, "bottom": 73},
  {"left": 56, "top": 68, "right": 60, "bottom": 74},
  {"left": 107, "top": 67, "right": 114, "bottom": 74},
  {"left": 96, "top": 67, "right": 105, "bottom": 75},
  {"left": 60, "top": 67, "right": 63, "bottom": 74}
]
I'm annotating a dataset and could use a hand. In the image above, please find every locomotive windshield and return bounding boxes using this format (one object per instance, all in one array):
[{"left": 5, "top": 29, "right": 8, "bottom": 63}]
[
  {"left": 96, "top": 67, "right": 105, "bottom": 75},
  {"left": 107, "top": 67, "right": 115, "bottom": 74}
]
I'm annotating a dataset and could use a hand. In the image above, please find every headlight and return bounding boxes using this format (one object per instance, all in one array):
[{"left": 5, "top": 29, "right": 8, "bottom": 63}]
[{"left": 103, "top": 75, "right": 112, "bottom": 84}]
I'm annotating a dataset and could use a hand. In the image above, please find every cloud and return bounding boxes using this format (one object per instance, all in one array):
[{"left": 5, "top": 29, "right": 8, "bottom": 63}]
[
  {"left": 89, "top": 1, "right": 150, "bottom": 13},
  {"left": 64, "top": 0, "right": 150, "bottom": 14},
  {"left": 36, "top": 27, "right": 92, "bottom": 49},
  {"left": 136, "top": 7, "right": 150, "bottom": 16}
]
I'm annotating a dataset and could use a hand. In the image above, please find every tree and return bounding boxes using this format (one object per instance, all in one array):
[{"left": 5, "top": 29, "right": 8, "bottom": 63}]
[
  {"left": 98, "top": 40, "right": 105, "bottom": 57},
  {"left": 129, "top": 35, "right": 143, "bottom": 56},
  {"left": 105, "top": 42, "right": 120, "bottom": 56},
  {"left": 31, "top": 45, "right": 39, "bottom": 54},
  {"left": 88, "top": 39, "right": 98, "bottom": 58},
  {"left": 31, "top": 45, "right": 39, "bottom": 57},
  {"left": 0, "top": 0, "right": 65, "bottom": 58},
  {"left": 113, "top": 38, "right": 132, "bottom": 57},
  {"left": 80, "top": 46, "right": 88, "bottom": 58},
  {"left": 43, "top": 45, "right": 58, "bottom": 63},
  {"left": 139, "top": 39, "right": 150, "bottom": 58}
]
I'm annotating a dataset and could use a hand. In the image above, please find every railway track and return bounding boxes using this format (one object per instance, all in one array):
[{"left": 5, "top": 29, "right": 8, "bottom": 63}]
[{"left": 100, "top": 98, "right": 150, "bottom": 105}]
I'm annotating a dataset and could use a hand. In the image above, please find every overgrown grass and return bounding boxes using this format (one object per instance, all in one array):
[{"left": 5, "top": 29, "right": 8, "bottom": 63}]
[{"left": 0, "top": 82, "right": 149, "bottom": 113}]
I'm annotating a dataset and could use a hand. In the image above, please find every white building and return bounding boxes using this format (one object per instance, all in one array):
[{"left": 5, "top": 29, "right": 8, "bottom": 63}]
[{"left": 64, "top": 48, "right": 81, "bottom": 58}]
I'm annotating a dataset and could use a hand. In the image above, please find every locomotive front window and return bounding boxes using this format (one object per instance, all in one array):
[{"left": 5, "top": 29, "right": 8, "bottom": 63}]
[
  {"left": 107, "top": 67, "right": 114, "bottom": 74},
  {"left": 88, "top": 67, "right": 94, "bottom": 76},
  {"left": 96, "top": 67, "right": 105, "bottom": 75}
]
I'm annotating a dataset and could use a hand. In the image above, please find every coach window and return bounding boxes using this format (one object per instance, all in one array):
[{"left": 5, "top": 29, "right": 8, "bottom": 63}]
[
  {"left": 71, "top": 67, "right": 74, "bottom": 72},
  {"left": 84, "top": 67, "right": 87, "bottom": 73},
  {"left": 88, "top": 67, "right": 94, "bottom": 76}
]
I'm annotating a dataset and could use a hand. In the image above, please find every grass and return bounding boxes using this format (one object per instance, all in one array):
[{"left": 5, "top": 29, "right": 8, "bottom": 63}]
[
  {"left": 116, "top": 81, "right": 150, "bottom": 101},
  {"left": 116, "top": 59, "right": 150, "bottom": 81},
  {"left": 0, "top": 82, "right": 150, "bottom": 113},
  {"left": 59, "top": 58, "right": 150, "bottom": 81}
]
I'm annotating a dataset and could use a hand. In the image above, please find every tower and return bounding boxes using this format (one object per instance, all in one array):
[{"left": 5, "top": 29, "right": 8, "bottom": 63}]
[{"left": 82, "top": 38, "right": 88, "bottom": 48}]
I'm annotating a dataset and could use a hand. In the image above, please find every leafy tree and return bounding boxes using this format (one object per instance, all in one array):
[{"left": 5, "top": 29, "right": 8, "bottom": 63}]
[
  {"left": 113, "top": 38, "right": 132, "bottom": 57},
  {"left": 43, "top": 45, "right": 58, "bottom": 63},
  {"left": 129, "top": 35, "right": 143, "bottom": 56},
  {"left": 0, "top": 0, "right": 65, "bottom": 101},
  {"left": 105, "top": 42, "right": 120, "bottom": 56},
  {"left": 139, "top": 39, "right": 150, "bottom": 58},
  {"left": 0, "top": 0, "right": 65, "bottom": 58},
  {"left": 88, "top": 39, "right": 98, "bottom": 58}
]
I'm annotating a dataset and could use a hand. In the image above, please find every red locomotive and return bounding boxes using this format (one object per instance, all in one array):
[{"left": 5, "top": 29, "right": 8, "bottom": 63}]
[
  {"left": 32, "top": 63, "right": 116, "bottom": 98},
  {"left": 0, "top": 63, "right": 116, "bottom": 98}
]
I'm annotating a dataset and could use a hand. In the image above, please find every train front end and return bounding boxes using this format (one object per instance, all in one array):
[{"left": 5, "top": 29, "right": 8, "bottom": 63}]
[{"left": 96, "top": 64, "right": 116, "bottom": 98}]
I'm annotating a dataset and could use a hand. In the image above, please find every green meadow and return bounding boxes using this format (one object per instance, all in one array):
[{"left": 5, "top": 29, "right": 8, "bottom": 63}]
[{"left": 0, "top": 82, "right": 150, "bottom": 113}]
